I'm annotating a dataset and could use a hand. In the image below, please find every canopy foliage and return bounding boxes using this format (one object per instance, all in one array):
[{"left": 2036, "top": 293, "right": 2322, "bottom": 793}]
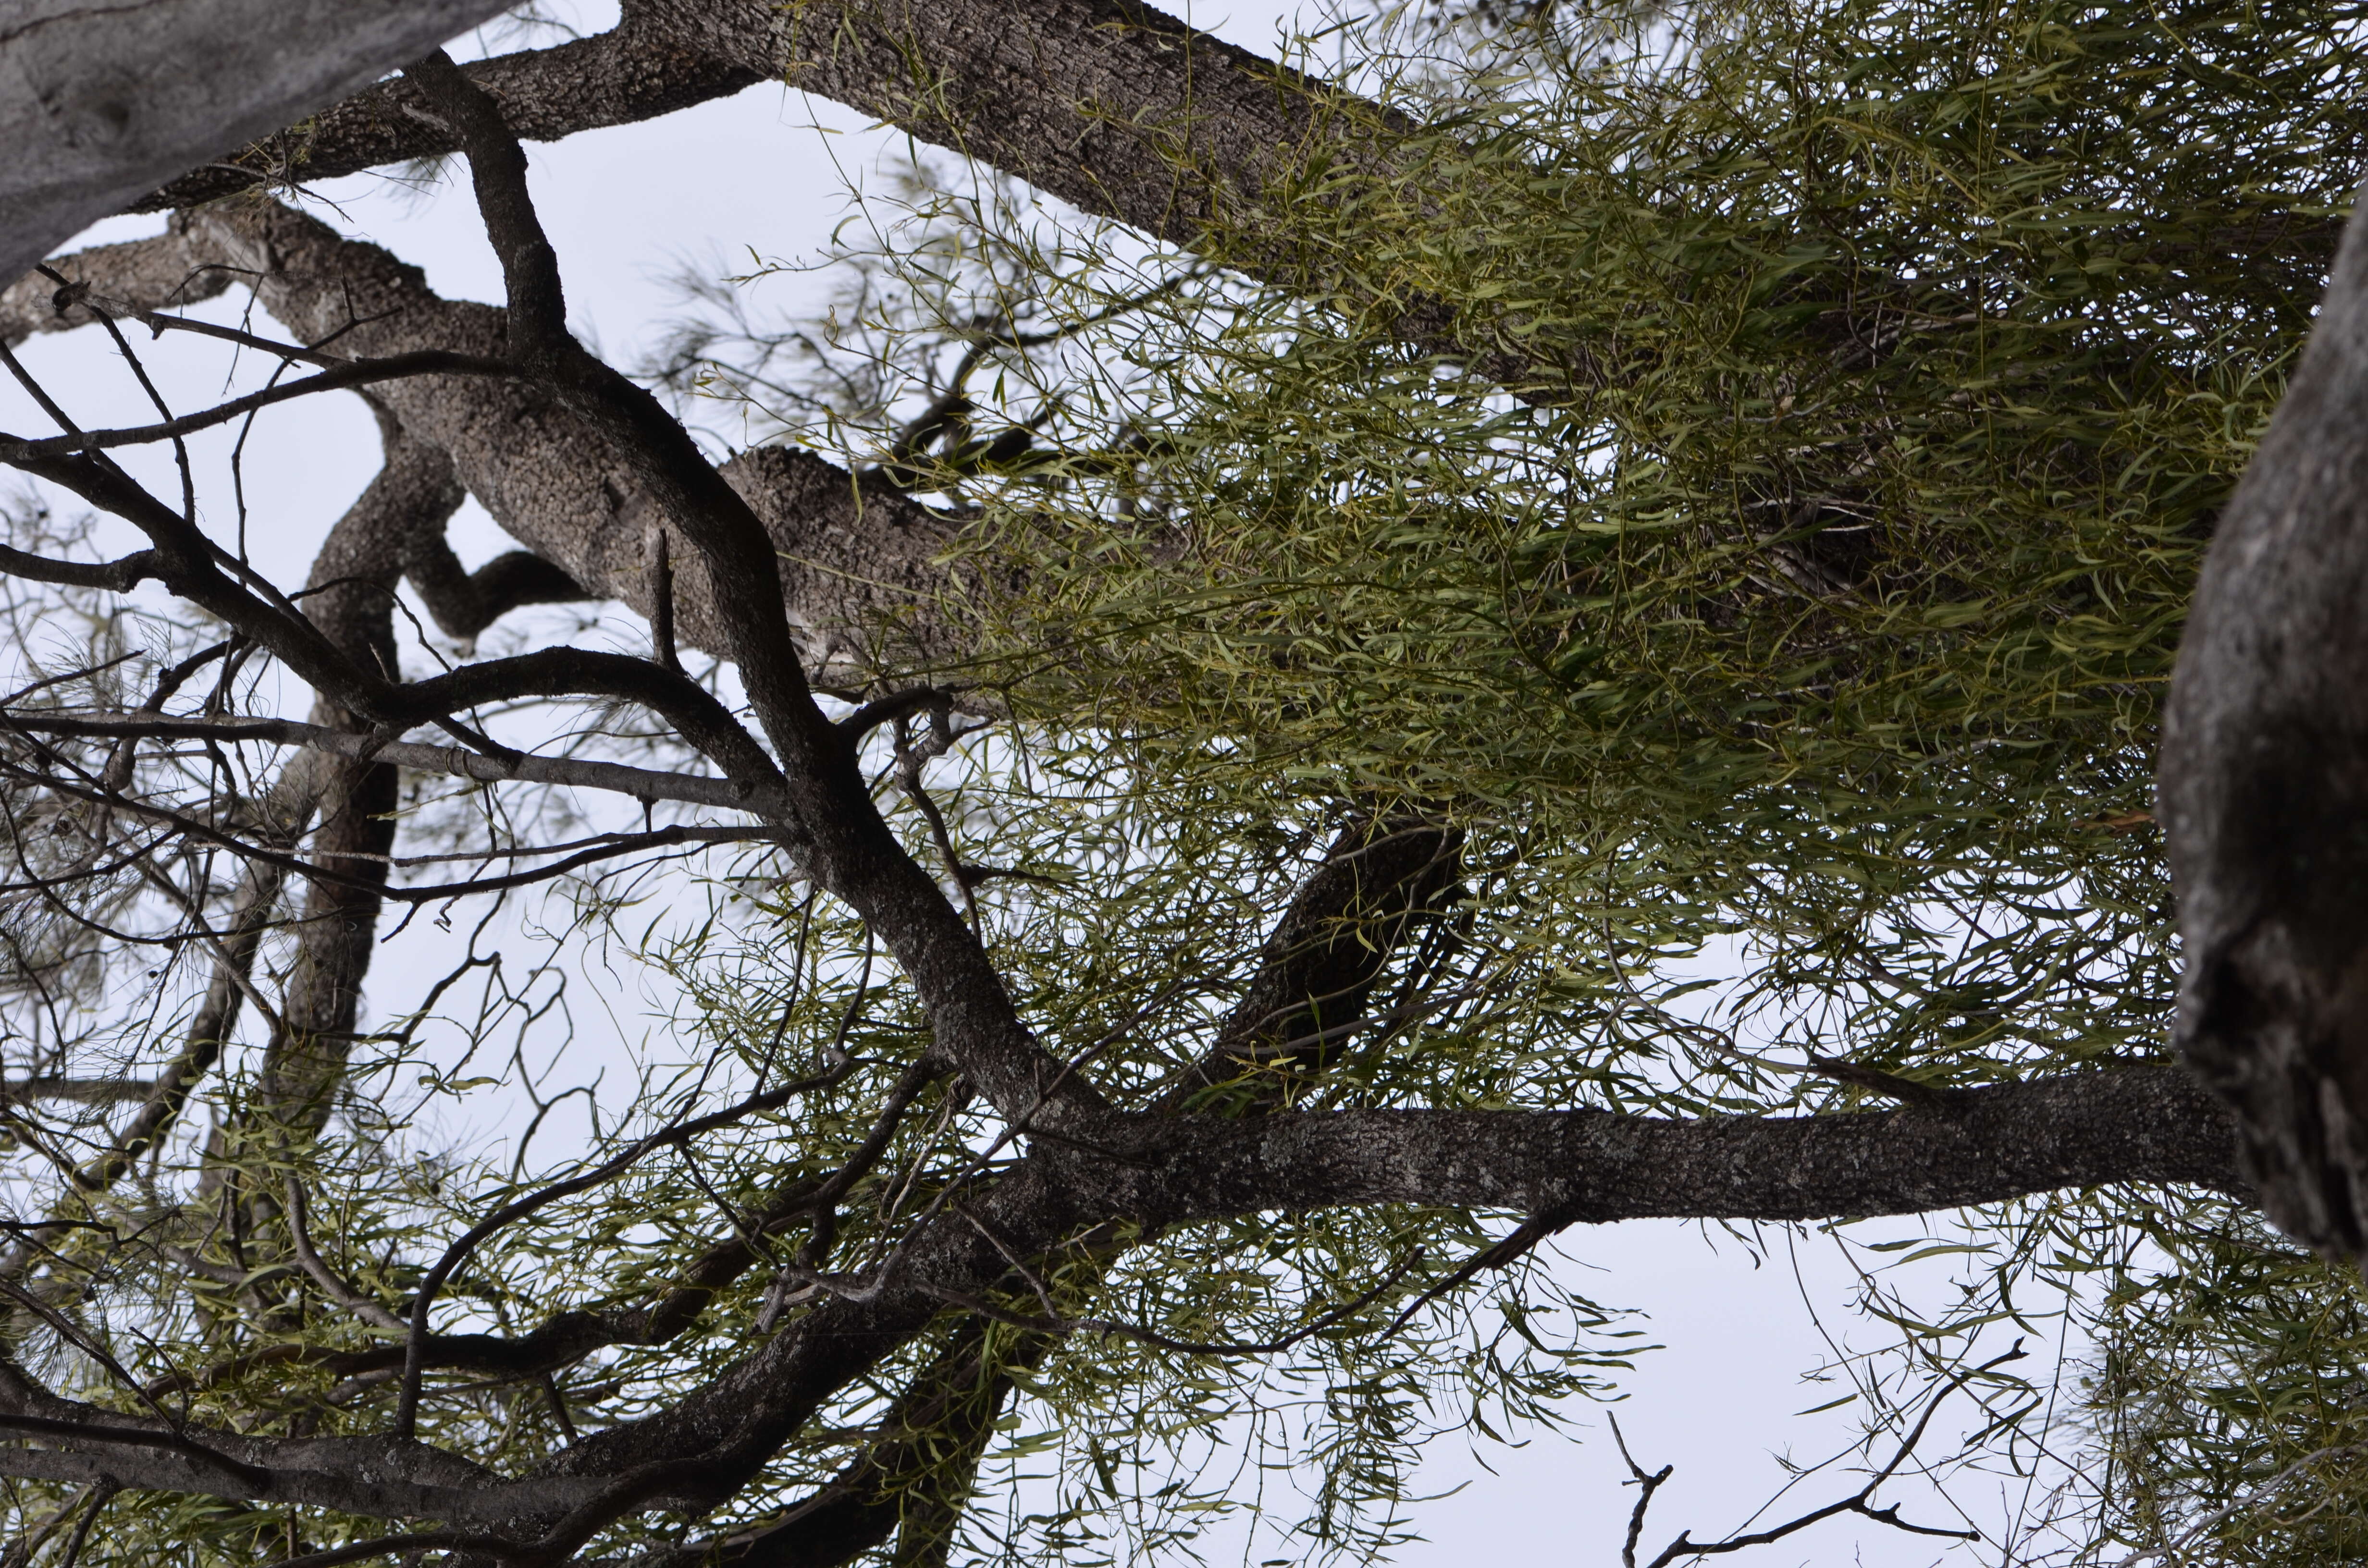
[{"left": 0, "top": 0, "right": 2357, "bottom": 1562}]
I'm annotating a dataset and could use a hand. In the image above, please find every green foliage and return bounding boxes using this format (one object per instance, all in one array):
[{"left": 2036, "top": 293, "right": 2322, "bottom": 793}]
[
  {"left": 685, "top": 0, "right": 2368, "bottom": 1555},
  {"left": 11, "top": 0, "right": 2368, "bottom": 1561},
  {"left": 2083, "top": 1213, "right": 2368, "bottom": 1566},
  {"left": 955, "top": 0, "right": 2361, "bottom": 1099}
]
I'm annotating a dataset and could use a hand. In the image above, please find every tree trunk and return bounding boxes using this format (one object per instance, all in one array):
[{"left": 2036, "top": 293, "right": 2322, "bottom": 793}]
[
  {"left": 0, "top": 0, "right": 512, "bottom": 289},
  {"left": 2161, "top": 180, "right": 2368, "bottom": 1258}
]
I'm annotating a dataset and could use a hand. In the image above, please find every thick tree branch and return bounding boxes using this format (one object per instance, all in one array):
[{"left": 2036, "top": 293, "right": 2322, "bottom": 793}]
[
  {"left": 153, "top": 0, "right": 1512, "bottom": 384},
  {"left": 518, "top": 1061, "right": 2234, "bottom": 1542},
  {"left": 144, "top": 204, "right": 971, "bottom": 694},
  {"left": 136, "top": 13, "right": 763, "bottom": 214},
  {"left": 0, "top": 0, "right": 513, "bottom": 289},
  {"left": 0, "top": 218, "right": 238, "bottom": 347},
  {"left": 123, "top": 0, "right": 2343, "bottom": 416},
  {"left": 0, "top": 1061, "right": 2238, "bottom": 1536},
  {"left": 1124, "top": 1063, "right": 2244, "bottom": 1224},
  {"left": 1172, "top": 814, "right": 1464, "bottom": 1107},
  {"left": 405, "top": 541, "right": 590, "bottom": 641},
  {"left": 244, "top": 415, "right": 459, "bottom": 1135}
]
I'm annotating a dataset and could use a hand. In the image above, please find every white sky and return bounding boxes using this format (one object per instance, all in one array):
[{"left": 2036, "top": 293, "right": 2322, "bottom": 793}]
[{"left": 0, "top": 3, "right": 2104, "bottom": 1564}]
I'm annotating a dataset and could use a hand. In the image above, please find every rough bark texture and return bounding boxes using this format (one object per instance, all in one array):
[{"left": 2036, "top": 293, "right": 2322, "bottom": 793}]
[
  {"left": 139, "top": 0, "right": 1516, "bottom": 380},
  {"left": 1133, "top": 1064, "right": 2245, "bottom": 1225},
  {"left": 403, "top": 533, "right": 587, "bottom": 641},
  {"left": 155, "top": 204, "right": 971, "bottom": 693},
  {"left": 17, "top": 214, "right": 972, "bottom": 692},
  {"left": 1202, "top": 817, "right": 1464, "bottom": 1067},
  {"left": 638, "top": 0, "right": 1419, "bottom": 268},
  {"left": 0, "top": 0, "right": 512, "bottom": 289},
  {"left": 0, "top": 214, "right": 236, "bottom": 342},
  {"left": 246, "top": 416, "right": 461, "bottom": 1134},
  {"left": 2161, "top": 182, "right": 2368, "bottom": 1257},
  {"left": 137, "top": 6, "right": 761, "bottom": 211},
  {"left": 142, "top": 0, "right": 1403, "bottom": 262}
]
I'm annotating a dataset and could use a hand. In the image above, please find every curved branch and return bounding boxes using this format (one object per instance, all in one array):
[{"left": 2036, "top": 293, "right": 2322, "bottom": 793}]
[
  {"left": 136, "top": 16, "right": 761, "bottom": 213},
  {"left": 406, "top": 543, "right": 589, "bottom": 640},
  {"left": 392, "top": 646, "right": 786, "bottom": 794}
]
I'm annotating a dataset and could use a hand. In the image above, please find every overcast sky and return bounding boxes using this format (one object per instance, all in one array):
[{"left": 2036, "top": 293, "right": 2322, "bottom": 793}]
[{"left": 0, "top": 5, "right": 2084, "bottom": 1563}]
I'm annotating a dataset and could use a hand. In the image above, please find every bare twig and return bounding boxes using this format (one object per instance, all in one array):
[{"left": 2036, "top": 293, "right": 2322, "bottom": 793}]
[
  {"left": 0, "top": 349, "right": 514, "bottom": 459},
  {"left": 2, "top": 706, "right": 776, "bottom": 812},
  {"left": 1615, "top": 1343, "right": 2020, "bottom": 1568},
  {"left": 1609, "top": 1413, "right": 1673, "bottom": 1568},
  {"left": 283, "top": 1177, "right": 408, "bottom": 1334}
]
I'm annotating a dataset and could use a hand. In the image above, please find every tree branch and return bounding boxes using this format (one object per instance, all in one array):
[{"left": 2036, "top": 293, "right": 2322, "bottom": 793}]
[
  {"left": 0, "top": 0, "right": 514, "bottom": 288},
  {"left": 1118, "top": 1064, "right": 2245, "bottom": 1226},
  {"left": 513, "top": 1061, "right": 2235, "bottom": 1543},
  {"left": 405, "top": 542, "right": 590, "bottom": 641},
  {"left": 136, "top": 16, "right": 762, "bottom": 214},
  {"left": 1, "top": 709, "right": 774, "bottom": 813},
  {"left": 0, "top": 349, "right": 513, "bottom": 458}
]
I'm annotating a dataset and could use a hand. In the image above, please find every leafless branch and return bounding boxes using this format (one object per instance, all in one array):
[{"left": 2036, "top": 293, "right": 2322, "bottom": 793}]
[
  {"left": 1618, "top": 1344, "right": 2019, "bottom": 1568},
  {"left": 0, "top": 708, "right": 776, "bottom": 812},
  {"left": 0, "top": 350, "right": 514, "bottom": 459}
]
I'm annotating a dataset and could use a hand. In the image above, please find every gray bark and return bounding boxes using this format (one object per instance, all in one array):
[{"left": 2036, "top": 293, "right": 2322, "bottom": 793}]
[
  {"left": 140, "top": 0, "right": 1399, "bottom": 257},
  {"left": 15, "top": 215, "right": 971, "bottom": 693},
  {"left": 137, "top": 3, "right": 760, "bottom": 212},
  {"left": 637, "top": 0, "right": 1431, "bottom": 293},
  {"left": 174, "top": 203, "right": 972, "bottom": 694},
  {"left": 2161, "top": 183, "right": 2368, "bottom": 1257},
  {"left": 0, "top": 214, "right": 234, "bottom": 341},
  {"left": 128, "top": 0, "right": 2340, "bottom": 411},
  {"left": 245, "top": 414, "right": 460, "bottom": 1136},
  {"left": 137, "top": 0, "right": 1529, "bottom": 383},
  {"left": 0, "top": 0, "right": 513, "bottom": 290}
]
